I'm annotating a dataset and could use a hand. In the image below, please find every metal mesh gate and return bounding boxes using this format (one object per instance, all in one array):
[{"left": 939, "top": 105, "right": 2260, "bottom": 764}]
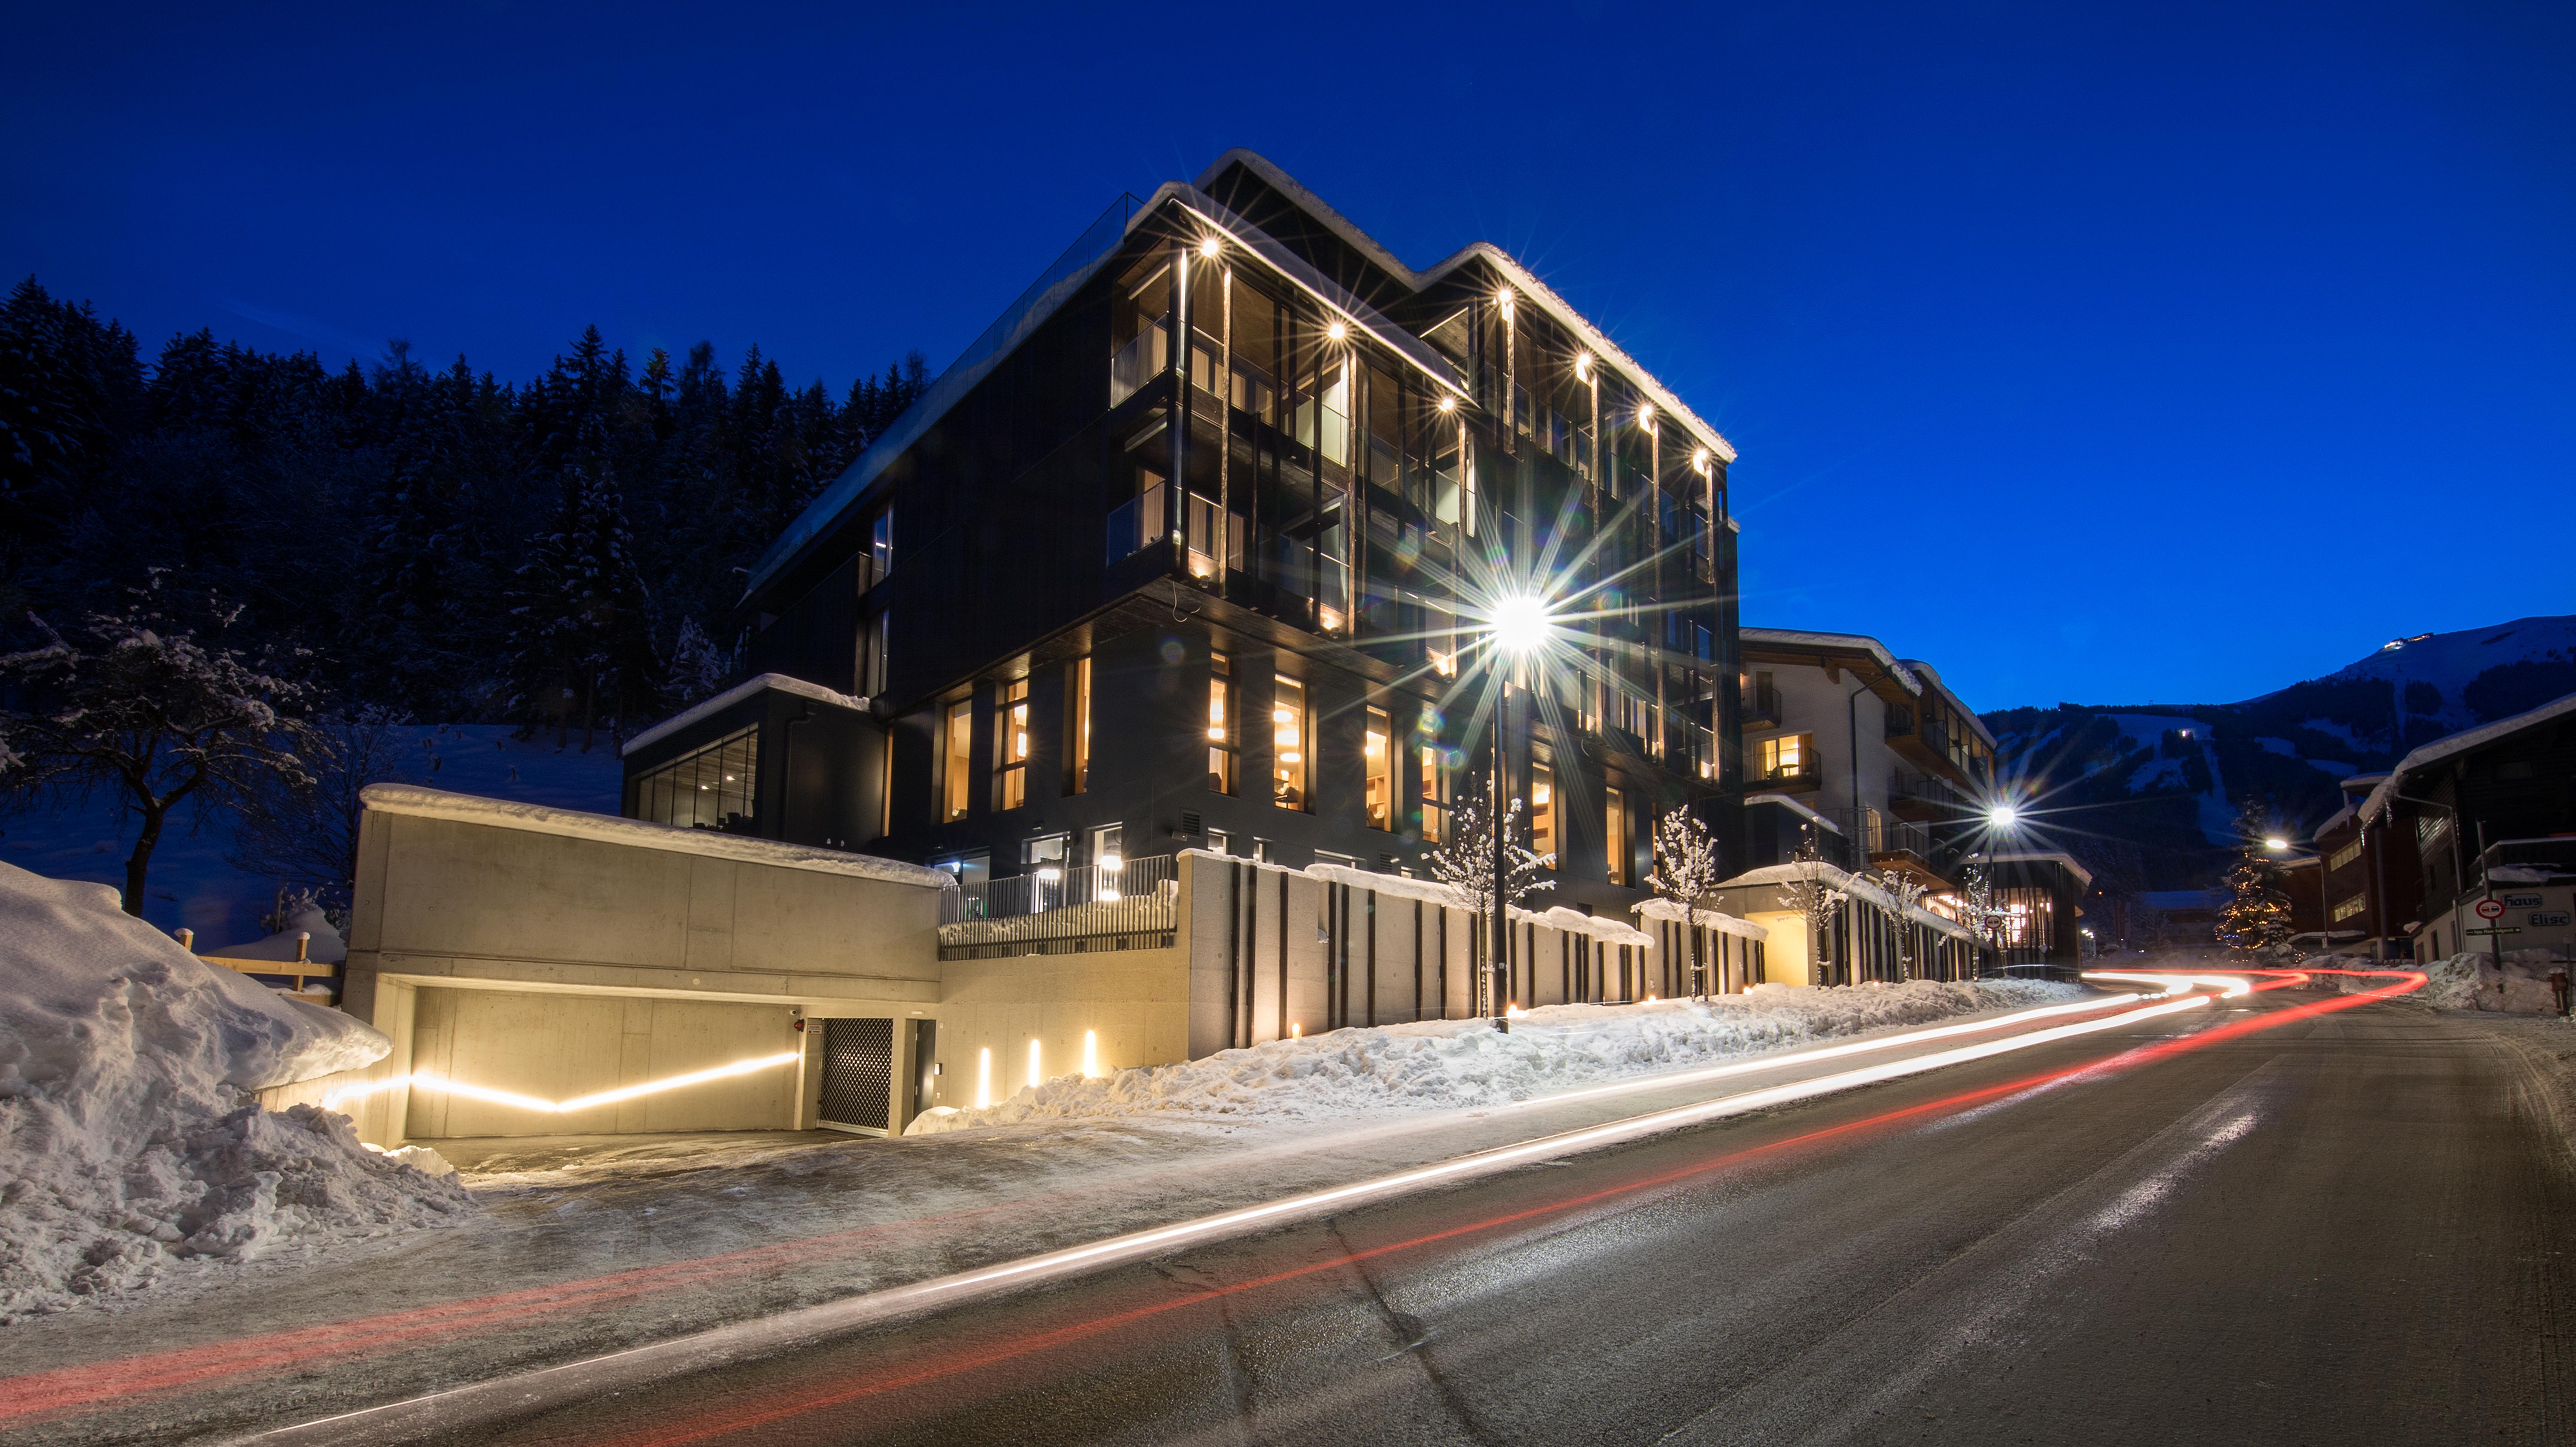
[{"left": 819, "top": 1017, "right": 894, "bottom": 1135}]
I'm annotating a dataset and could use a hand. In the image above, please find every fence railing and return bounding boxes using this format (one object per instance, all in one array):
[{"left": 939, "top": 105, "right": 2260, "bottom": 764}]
[{"left": 939, "top": 854, "right": 1180, "bottom": 960}]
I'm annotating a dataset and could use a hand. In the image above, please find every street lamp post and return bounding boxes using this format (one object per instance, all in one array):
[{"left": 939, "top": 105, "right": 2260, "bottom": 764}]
[{"left": 1484, "top": 593, "right": 1550, "bottom": 1031}]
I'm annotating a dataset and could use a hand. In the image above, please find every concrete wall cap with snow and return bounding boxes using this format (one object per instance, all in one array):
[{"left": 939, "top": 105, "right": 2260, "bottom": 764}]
[
  {"left": 1630, "top": 897, "right": 1771, "bottom": 941},
  {"left": 621, "top": 673, "right": 869, "bottom": 758},
  {"left": 358, "top": 784, "right": 954, "bottom": 890},
  {"left": 1209, "top": 856, "right": 1661, "bottom": 947}
]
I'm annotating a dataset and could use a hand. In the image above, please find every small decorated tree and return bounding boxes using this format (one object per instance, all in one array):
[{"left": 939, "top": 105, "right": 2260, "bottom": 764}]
[
  {"left": 1647, "top": 807, "right": 1727, "bottom": 997},
  {"left": 1875, "top": 867, "right": 1932, "bottom": 979},
  {"left": 1425, "top": 771, "right": 1555, "bottom": 1014},
  {"left": 1777, "top": 832, "right": 1850, "bottom": 985},
  {"left": 1959, "top": 865, "right": 2007, "bottom": 956}
]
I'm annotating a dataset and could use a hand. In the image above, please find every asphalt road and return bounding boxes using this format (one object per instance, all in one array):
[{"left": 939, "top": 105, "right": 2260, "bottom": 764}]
[{"left": 428, "top": 987, "right": 2575, "bottom": 1447}]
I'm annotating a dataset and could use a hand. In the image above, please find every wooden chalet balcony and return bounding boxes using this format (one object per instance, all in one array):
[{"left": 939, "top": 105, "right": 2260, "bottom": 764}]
[{"left": 1889, "top": 769, "right": 1971, "bottom": 822}]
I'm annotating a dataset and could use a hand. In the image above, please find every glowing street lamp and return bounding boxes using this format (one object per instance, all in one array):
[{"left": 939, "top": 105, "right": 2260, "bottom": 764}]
[
  {"left": 1478, "top": 593, "right": 1556, "bottom": 1028},
  {"left": 2263, "top": 836, "right": 2289, "bottom": 851},
  {"left": 1986, "top": 803, "right": 2020, "bottom": 829}
]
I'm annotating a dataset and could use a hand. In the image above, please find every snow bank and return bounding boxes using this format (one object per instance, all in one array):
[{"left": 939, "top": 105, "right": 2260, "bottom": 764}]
[
  {"left": 2310, "top": 950, "right": 2569, "bottom": 1015},
  {"left": 0, "top": 863, "right": 475, "bottom": 1320},
  {"left": 909, "top": 978, "right": 2084, "bottom": 1136}
]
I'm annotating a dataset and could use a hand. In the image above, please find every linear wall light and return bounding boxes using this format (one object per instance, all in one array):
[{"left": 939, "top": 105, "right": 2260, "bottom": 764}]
[{"left": 323, "top": 1052, "right": 802, "bottom": 1115}]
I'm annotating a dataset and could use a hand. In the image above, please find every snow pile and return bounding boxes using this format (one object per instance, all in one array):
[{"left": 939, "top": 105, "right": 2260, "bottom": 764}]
[
  {"left": 0, "top": 863, "right": 475, "bottom": 1320},
  {"left": 909, "top": 978, "right": 2085, "bottom": 1136},
  {"left": 2313, "top": 951, "right": 2567, "bottom": 1014}
]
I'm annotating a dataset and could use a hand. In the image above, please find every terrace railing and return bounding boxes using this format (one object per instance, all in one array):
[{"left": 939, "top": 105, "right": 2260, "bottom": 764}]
[{"left": 939, "top": 854, "right": 1180, "bottom": 960}]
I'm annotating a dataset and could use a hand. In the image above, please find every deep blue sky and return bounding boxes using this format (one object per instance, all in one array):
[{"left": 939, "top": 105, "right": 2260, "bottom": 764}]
[{"left": 8, "top": 1, "right": 2568, "bottom": 711}]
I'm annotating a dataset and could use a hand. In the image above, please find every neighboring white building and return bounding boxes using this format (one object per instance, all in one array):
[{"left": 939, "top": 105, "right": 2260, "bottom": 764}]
[{"left": 1734, "top": 628, "right": 1999, "bottom": 887}]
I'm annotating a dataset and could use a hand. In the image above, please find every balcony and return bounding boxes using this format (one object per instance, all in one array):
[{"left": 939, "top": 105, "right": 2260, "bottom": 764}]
[
  {"left": 1889, "top": 769, "right": 1971, "bottom": 822},
  {"left": 939, "top": 855, "right": 1179, "bottom": 960},
  {"left": 1751, "top": 758, "right": 1821, "bottom": 793},
  {"left": 1841, "top": 808, "right": 1955, "bottom": 889},
  {"left": 1742, "top": 679, "right": 1782, "bottom": 729},
  {"left": 1109, "top": 321, "right": 1168, "bottom": 409}
]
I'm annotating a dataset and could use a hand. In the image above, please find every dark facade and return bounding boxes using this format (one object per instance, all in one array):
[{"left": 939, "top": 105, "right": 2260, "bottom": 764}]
[
  {"left": 2308, "top": 772, "right": 2421, "bottom": 954},
  {"left": 2357, "top": 694, "right": 2576, "bottom": 960},
  {"left": 625, "top": 152, "right": 1744, "bottom": 920}
]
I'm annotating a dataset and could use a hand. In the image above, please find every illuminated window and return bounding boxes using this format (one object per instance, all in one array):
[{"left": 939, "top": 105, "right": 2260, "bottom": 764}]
[
  {"left": 2328, "top": 839, "right": 2362, "bottom": 872},
  {"left": 1604, "top": 787, "right": 1629, "bottom": 886},
  {"left": 1529, "top": 762, "right": 1556, "bottom": 863},
  {"left": 2332, "top": 893, "right": 2367, "bottom": 923},
  {"left": 942, "top": 700, "right": 974, "bottom": 822},
  {"left": 1208, "top": 652, "right": 1236, "bottom": 794},
  {"left": 1420, "top": 741, "right": 1450, "bottom": 844},
  {"left": 1756, "top": 733, "right": 1813, "bottom": 781},
  {"left": 1066, "top": 657, "right": 1092, "bottom": 795},
  {"left": 1273, "top": 676, "right": 1309, "bottom": 810},
  {"left": 993, "top": 679, "right": 1030, "bottom": 811},
  {"left": 1364, "top": 707, "right": 1392, "bottom": 830},
  {"left": 632, "top": 726, "right": 757, "bottom": 831}
]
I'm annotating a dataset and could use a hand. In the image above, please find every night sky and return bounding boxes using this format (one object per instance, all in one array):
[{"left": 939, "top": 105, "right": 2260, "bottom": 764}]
[{"left": 8, "top": 0, "right": 2568, "bottom": 711}]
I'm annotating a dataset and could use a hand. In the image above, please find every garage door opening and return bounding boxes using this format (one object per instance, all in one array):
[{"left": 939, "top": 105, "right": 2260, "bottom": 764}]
[{"left": 818, "top": 1017, "right": 895, "bottom": 1135}]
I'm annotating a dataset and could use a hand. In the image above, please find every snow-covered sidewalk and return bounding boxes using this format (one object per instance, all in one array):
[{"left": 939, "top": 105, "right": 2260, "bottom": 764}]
[{"left": 914, "top": 978, "right": 2081, "bottom": 1134}]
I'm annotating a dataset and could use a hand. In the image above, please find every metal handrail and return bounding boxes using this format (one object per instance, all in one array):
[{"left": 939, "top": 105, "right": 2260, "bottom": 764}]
[{"left": 939, "top": 854, "right": 1180, "bottom": 952}]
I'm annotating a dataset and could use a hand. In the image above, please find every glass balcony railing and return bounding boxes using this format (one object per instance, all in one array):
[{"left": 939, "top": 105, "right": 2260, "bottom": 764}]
[{"left": 1109, "top": 321, "right": 1168, "bottom": 409}]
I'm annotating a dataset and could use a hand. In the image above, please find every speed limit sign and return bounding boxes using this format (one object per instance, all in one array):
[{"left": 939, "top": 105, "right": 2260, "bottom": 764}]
[{"left": 2476, "top": 898, "right": 2506, "bottom": 920}]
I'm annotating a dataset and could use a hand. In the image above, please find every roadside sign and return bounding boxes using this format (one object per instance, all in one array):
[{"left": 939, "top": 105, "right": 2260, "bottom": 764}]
[
  {"left": 2503, "top": 893, "right": 2545, "bottom": 908},
  {"left": 2534, "top": 911, "right": 2573, "bottom": 927},
  {"left": 2475, "top": 899, "right": 2506, "bottom": 920},
  {"left": 2465, "top": 926, "right": 2522, "bottom": 937}
]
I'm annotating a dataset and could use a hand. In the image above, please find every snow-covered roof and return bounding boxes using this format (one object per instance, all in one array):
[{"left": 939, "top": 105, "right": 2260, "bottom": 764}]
[
  {"left": 1974, "top": 851, "right": 2097, "bottom": 893},
  {"left": 1710, "top": 860, "right": 1974, "bottom": 940},
  {"left": 2361, "top": 690, "right": 2576, "bottom": 826},
  {"left": 1897, "top": 658, "right": 2000, "bottom": 750},
  {"left": 1203, "top": 150, "right": 1738, "bottom": 467},
  {"left": 622, "top": 674, "right": 868, "bottom": 758},
  {"left": 2489, "top": 865, "right": 2568, "bottom": 884},
  {"left": 745, "top": 149, "right": 1738, "bottom": 605},
  {"left": 2310, "top": 799, "right": 2358, "bottom": 842},
  {"left": 359, "top": 785, "right": 954, "bottom": 889},
  {"left": 1630, "top": 897, "right": 1771, "bottom": 941},
  {"left": 1745, "top": 792, "right": 1843, "bottom": 834},
  {"left": 1738, "top": 628, "right": 1924, "bottom": 695}
]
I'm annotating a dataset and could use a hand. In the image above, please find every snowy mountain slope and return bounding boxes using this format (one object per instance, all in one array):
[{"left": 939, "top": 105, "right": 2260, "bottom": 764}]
[
  {"left": 0, "top": 725, "right": 624, "bottom": 945},
  {"left": 1981, "top": 614, "right": 2576, "bottom": 893}
]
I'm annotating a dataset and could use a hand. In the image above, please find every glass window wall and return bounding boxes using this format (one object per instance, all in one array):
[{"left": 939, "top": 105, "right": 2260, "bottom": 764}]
[{"left": 632, "top": 727, "right": 757, "bottom": 831}]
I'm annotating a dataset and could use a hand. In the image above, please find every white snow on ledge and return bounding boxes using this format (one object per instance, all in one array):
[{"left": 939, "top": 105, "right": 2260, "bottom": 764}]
[
  {"left": 1241, "top": 857, "right": 1662, "bottom": 948},
  {"left": 359, "top": 785, "right": 953, "bottom": 890},
  {"left": 1632, "top": 897, "right": 1772, "bottom": 941},
  {"left": 621, "top": 674, "right": 869, "bottom": 758}
]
